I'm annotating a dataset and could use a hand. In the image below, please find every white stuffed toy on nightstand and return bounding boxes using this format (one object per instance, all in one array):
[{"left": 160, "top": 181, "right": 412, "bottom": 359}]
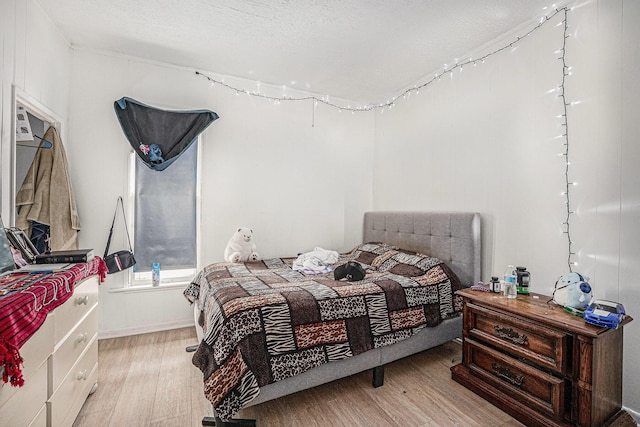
[{"left": 224, "top": 227, "right": 260, "bottom": 263}]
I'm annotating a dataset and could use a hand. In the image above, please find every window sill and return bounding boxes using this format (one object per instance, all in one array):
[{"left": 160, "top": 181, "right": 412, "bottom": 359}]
[{"left": 107, "top": 281, "right": 191, "bottom": 294}]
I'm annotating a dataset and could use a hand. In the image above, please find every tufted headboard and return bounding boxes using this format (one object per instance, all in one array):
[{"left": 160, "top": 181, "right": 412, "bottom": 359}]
[{"left": 363, "top": 211, "right": 481, "bottom": 287}]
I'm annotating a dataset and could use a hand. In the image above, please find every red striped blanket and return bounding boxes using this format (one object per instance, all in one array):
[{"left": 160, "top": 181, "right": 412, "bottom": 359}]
[{"left": 0, "top": 257, "right": 107, "bottom": 386}]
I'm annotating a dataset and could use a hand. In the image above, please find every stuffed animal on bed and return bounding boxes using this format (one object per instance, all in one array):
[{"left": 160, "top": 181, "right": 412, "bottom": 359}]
[{"left": 224, "top": 227, "right": 260, "bottom": 263}]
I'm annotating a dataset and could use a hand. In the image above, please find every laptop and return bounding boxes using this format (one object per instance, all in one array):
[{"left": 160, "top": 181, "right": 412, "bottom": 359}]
[{"left": 0, "top": 215, "right": 72, "bottom": 277}]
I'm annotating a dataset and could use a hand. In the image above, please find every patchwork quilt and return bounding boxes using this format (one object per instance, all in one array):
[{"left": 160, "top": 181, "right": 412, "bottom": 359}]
[{"left": 184, "top": 243, "right": 463, "bottom": 420}]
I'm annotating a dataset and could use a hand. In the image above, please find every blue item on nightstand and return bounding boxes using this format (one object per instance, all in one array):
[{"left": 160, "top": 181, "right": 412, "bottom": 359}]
[{"left": 584, "top": 300, "right": 626, "bottom": 329}]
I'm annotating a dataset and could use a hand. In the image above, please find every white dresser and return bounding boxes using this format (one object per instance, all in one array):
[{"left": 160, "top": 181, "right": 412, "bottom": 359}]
[{"left": 0, "top": 275, "right": 99, "bottom": 427}]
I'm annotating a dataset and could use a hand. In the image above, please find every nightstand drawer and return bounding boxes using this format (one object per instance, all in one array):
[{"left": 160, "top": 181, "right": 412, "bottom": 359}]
[
  {"left": 466, "top": 302, "right": 569, "bottom": 374},
  {"left": 465, "top": 338, "right": 566, "bottom": 420}
]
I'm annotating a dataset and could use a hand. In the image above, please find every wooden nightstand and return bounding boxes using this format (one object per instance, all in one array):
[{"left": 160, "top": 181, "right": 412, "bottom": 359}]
[{"left": 451, "top": 288, "right": 632, "bottom": 427}]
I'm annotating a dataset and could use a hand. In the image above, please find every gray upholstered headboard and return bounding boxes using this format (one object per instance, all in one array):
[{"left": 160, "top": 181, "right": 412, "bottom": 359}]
[{"left": 363, "top": 211, "right": 481, "bottom": 286}]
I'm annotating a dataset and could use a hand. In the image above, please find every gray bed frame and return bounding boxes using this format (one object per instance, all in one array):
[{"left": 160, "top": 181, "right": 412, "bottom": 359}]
[{"left": 201, "top": 211, "right": 481, "bottom": 426}]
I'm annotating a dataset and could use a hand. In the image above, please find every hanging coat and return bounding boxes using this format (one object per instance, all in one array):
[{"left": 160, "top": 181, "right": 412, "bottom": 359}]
[{"left": 15, "top": 126, "right": 80, "bottom": 250}]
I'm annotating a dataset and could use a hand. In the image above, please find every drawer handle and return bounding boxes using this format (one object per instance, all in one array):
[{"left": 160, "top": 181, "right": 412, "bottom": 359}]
[
  {"left": 76, "top": 295, "right": 90, "bottom": 305},
  {"left": 491, "top": 363, "right": 525, "bottom": 387},
  {"left": 493, "top": 325, "right": 529, "bottom": 346},
  {"left": 76, "top": 333, "right": 88, "bottom": 343},
  {"left": 77, "top": 370, "right": 88, "bottom": 381}
]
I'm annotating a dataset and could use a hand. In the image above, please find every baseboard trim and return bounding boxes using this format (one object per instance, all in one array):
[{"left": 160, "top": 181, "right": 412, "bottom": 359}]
[
  {"left": 98, "top": 320, "right": 195, "bottom": 339},
  {"left": 623, "top": 406, "right": 640, "bottom": 423}
]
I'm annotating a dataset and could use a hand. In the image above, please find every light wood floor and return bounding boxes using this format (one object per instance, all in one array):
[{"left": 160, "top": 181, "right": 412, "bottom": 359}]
[{"left": 73, "top": 327, "right": 526, "bottom": 427}]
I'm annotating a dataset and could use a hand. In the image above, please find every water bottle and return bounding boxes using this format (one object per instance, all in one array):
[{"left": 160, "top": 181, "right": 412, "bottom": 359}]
[
  {"left": 503, "top": 265, "right": 517, "bottom": 298},
  {"left": 152, "top": 262, "right": 161, "bottom": 287}
]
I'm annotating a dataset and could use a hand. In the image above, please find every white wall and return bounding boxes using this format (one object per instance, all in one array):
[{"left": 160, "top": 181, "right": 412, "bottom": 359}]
[
  {"left": 2, "top": 0, "right": 638, "bottom": 417},
  {"left": 66, "top": 50, "right": 374, "bottom": 338},
  {"left": 373, "top": 9, "right": 570, "bottom": 287},
  {"left": 0, "top": 0, "right": 71, "bottom": 220},
  {"left": 620, "top": 0, "right": 640, "bottom": 420},
  {"left": 373, "top": 0, "right": 639, "bottom": 416}
]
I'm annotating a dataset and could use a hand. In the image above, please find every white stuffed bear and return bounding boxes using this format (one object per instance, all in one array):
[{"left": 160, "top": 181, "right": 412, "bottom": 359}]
[{"left": 224, "top": 227, "right": 260, "bottom": 263}]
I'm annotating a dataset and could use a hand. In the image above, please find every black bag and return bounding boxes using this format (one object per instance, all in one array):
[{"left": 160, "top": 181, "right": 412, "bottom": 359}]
[
  {"left": 104, "top": 250, "right": 136, "bottom": 274},
  {"left": 334, "top": 261, "right": 366, "bottom": 282},
  {"left": 103, "top": 197, "right": 136, "bottom": 274}
]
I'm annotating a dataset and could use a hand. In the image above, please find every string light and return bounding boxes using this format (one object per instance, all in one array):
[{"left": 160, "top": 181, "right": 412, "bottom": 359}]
[
  {"left": 196, "top": 6, "right": 577, "bottom": 269},
  {"left": 555, "top": 7, "right": 576, "bottom": 272},
  {"left": 195, "top": 7, "right": 569, "bottom": 113}
]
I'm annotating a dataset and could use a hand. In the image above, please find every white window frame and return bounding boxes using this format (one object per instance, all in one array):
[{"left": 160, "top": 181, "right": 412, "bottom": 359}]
[{"left": 125, "top": 139, "right": 202, "bottom": 289}]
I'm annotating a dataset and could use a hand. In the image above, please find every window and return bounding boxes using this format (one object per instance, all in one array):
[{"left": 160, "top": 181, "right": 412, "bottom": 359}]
[{"left": 128, "top": 140, "right": 200, "bottom": 287}]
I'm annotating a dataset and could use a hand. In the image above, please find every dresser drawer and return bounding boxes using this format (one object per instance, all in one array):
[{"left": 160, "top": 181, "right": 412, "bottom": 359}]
[
  {"left": 54, "top": 276, "right": 99, "bottom": 344},
  {"left": 49, "top": 305, "right": 98, "bottom": 392},
  {"left": 29, "top": 404, "right": 47, "bottom": 427},
  {"left": 48, "top": 335, "right": 98, "bottom": 427},
  {"left": 0, "top": 359, "right": 48, "bottom": 427},
  {"left": 465, "top": 338, "right": 566, "bottom": 420},
  {"left": 58, "top": 362, "right": 98, "bottom": 427},
  {"left": 0, "top": 314, "right": 53, "bottom": 408},
  {"left": 466, "top": 302, "right": 569, "bottom": 374}
]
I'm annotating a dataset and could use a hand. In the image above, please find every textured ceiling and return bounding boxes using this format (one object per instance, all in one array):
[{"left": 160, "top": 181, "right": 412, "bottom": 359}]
[{"left": 37, "top": 0, "right": 559, "bottom": 103}]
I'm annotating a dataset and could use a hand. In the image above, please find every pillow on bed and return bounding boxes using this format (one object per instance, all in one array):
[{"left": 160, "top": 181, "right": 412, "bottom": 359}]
[
  {"left": 375, "top": 250, "right": 444, "bottom": 277},
  {"left": 349, "top": 242, "right": 442, "bottom": 277},
  {"left": 348, "top": 242, "right": 399, "bottom": 269}
]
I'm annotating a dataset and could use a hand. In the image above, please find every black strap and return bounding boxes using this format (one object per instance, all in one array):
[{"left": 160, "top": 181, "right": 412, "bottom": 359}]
[{"left": 103, "top": 196, "right": 133, "bottom": 257}]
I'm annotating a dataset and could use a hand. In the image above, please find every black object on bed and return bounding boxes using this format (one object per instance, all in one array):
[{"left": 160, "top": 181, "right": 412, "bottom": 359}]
[{"left": 113, "top": 97, "right": 219, "bottom": 171}]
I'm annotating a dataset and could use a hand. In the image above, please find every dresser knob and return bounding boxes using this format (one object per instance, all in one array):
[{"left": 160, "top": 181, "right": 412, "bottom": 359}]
[
  {"left": 76, "top": 295, "right": 89, "bottom": 305},
  {"left": 77, "top": 370, "right": 88, "bottom": 381},
  {"left": 76, "top": 333, "right": 88, "bottom": 343}
]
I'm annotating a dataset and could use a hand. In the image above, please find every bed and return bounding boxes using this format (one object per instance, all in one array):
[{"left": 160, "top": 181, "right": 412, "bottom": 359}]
[{"left": 184, "top": 211, "right": 481, "bottom": 426}]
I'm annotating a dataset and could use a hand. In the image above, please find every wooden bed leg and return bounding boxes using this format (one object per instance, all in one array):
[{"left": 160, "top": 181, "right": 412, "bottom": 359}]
[
  {"left": 372, "top": 365, "right": 384, "bottom": 388},
  {"left": 202, "top": 416, "right": 257, "bottom": 427}
]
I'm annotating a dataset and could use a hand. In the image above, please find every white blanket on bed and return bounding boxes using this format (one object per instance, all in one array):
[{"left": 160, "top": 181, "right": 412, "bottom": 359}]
[{"left": 292, "top": 247, "right": 339, "bottom": 273}]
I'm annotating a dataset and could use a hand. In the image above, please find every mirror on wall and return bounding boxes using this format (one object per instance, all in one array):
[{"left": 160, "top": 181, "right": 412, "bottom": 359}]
[
  {"left": 9, "top": 91, "right": 62, "bottom": 227},
  {"left": 15, "top": 104, "right": 51, "bottom": 195}
]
